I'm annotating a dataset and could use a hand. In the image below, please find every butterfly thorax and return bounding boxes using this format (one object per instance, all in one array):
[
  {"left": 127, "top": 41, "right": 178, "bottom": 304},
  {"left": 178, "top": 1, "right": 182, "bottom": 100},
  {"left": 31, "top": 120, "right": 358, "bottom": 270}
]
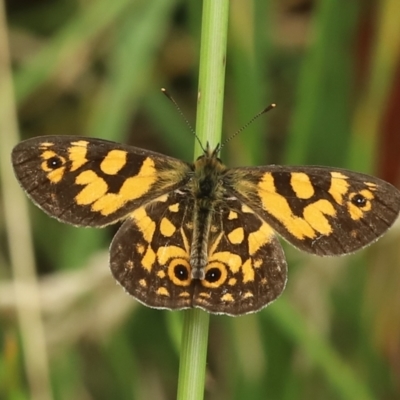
[{"left": 189, "top": 146, "right": 227, "bottom": 279}]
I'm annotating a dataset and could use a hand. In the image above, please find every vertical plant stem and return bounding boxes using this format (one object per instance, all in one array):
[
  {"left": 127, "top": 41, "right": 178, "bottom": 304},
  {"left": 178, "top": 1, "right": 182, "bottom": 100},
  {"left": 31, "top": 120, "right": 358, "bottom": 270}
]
[
  {"left": 177, "top": 310, "right": 210, "bottom": 400},
  {"left": 194, "top": 0, "right": 229, "bottom": 155},
  {"left": 176, "top": 1, "right": 229, "bottom": 400},
  {"left": 0, "top": 2, "right": 52, "bottom": 400}
]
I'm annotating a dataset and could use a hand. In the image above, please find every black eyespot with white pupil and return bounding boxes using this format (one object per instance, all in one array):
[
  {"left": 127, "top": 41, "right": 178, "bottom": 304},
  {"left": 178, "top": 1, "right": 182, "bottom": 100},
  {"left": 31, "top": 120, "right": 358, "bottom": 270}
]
[
  {"left": 205, "top": 268, "right": 221, "bottom": 283},
  {"left": 174, "top": 264, "right": 189, "bottom": 281},
  {"left": 351, "top": 193, "right": 367, "bottom": 207},
  {"left": 46, "top": 156, "right": 63, "bottom": 169}
]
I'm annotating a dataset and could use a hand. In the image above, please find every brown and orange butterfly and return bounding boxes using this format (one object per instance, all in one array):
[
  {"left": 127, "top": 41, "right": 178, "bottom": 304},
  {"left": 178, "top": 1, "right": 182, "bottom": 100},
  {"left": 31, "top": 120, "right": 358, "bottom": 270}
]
[{"left": 11, "top": 136, "right": 400, "bottom": 315}]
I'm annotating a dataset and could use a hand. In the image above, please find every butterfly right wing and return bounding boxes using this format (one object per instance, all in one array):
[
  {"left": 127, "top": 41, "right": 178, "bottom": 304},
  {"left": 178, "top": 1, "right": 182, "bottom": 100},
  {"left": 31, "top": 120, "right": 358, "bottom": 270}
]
[{"left": 225, "top": 165, "right": 400, "bottom": 256}]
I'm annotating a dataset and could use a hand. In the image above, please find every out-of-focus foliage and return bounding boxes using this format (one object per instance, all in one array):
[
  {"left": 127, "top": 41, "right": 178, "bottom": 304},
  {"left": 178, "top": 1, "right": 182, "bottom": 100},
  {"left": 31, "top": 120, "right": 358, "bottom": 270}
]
[{"left": 1, "top": 0, "right": 400, "bottom": 399}]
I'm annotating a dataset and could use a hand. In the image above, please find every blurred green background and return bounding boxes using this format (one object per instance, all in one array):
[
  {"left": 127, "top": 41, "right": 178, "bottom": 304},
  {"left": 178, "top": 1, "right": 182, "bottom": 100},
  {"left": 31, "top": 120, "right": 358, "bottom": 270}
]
[{"left": 1, "top": 0, "right": 400, "bottom": 399}]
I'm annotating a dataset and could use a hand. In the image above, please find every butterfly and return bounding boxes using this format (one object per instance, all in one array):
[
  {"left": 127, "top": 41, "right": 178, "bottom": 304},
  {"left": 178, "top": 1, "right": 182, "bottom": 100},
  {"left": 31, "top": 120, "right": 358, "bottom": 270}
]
[{"left": 11, "top": 136, "right": 400, "bottom": 315}]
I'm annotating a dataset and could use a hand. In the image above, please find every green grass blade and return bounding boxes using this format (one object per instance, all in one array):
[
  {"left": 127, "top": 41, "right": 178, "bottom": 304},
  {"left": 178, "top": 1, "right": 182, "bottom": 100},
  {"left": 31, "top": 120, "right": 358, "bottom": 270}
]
[
  {"left": 177, "top": 1, "right": 229, "bottom": 399},
  {"left": 14, "top": 0, "right": 136, "bottom": 103}
]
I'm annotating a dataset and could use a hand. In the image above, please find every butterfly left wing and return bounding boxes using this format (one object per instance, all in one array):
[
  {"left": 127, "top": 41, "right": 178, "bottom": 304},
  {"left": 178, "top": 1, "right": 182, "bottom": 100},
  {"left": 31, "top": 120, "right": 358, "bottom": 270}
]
[
  {"left": 109, "top": 190, "right": 195, "bottom": 311},
  {"left": 12, "top": 136, "right": 191, "bottom": 227},
  {"left": 110, "top": 188, "right": 287, "bottom": 315},
  {"left": 225, "top": 165, "right": 400, "bottom": 255}
]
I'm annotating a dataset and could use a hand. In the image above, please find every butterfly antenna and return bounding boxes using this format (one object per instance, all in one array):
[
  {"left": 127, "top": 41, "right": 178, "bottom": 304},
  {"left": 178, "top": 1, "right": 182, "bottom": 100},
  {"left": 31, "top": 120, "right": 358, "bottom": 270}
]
[
  {"left": 161, "top": 88, "right": 205, "bottom": 152},
  {"left": 220, "top": 103, "right": 276, "bottom": 149}
]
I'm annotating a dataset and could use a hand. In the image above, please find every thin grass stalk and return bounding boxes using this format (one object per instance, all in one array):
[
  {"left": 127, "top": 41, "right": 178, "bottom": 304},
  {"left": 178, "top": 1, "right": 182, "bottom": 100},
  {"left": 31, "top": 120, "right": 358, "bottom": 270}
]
[
  {"left": 0, "top": 2, "right": 52, "bottom": 400},
  {"left": 176, "top": 1, "right": 229, "bottom": 399}
]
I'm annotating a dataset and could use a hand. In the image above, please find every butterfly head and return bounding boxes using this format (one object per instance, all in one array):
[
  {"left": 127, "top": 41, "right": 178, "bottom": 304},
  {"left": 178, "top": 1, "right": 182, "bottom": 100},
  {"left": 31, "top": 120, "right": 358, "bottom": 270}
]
[
  {"left": 194, "top": 142, "right": 224, "bottom": 170},
  {"left": 195, "top": 141, "right": 222, "bottom": 161}
]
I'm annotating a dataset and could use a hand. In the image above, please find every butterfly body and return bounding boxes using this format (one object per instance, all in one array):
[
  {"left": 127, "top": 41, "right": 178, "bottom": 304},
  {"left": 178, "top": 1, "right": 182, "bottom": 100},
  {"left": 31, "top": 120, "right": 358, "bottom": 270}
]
[
  {"left": 12, "top": 136, "right": 400, "bottom": 315},
  {"left": 187, "top": 144, "right": 226, "bottom": 279}
]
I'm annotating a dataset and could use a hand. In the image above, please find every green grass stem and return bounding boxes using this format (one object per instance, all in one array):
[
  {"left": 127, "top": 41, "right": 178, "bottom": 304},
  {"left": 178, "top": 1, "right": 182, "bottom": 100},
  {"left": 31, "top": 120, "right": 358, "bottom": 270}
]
[{"left": 176, "top": 1, "right": 229, "bottom": 399}]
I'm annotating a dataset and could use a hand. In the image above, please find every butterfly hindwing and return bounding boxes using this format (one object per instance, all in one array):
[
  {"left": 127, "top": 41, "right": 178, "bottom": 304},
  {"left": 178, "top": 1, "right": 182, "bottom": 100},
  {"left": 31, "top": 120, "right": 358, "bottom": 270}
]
[
  {"left": 193, "top": 197, "right": 287, "bottom": 315},
  {"left": 110, "top": 190, "right": 195, "bottom": 311},
  {"left": 110, "top": 189, "right": 287, "bottom": 315}
]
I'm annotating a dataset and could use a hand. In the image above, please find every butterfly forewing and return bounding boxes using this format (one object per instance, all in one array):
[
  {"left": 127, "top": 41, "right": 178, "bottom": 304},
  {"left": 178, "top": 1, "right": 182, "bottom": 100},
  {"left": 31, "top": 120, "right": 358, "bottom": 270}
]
[
  {"left": 12, "top": 136, "right": 190, "bottom": 227},
  {"left": 225, "top": 165, "right": 400, "bottom": 256}
]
